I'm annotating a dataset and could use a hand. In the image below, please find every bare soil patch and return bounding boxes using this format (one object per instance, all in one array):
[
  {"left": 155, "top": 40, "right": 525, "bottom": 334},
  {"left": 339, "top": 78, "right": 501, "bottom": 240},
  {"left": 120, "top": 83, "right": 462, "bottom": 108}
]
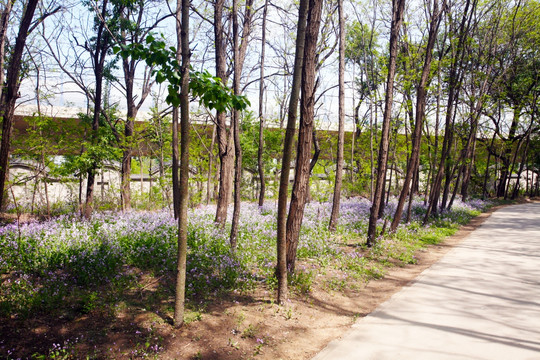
[{"left": 0, "top": 205, "right": 504, "bottom": 359}]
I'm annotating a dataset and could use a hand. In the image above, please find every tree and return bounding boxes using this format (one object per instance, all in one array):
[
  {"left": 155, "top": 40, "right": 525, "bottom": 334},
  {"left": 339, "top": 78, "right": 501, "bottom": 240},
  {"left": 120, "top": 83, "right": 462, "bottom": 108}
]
[
  {"left": 329, "top": 0, "right": 346, "bottom": 231},
  {"left": 257, "top": 0, "right": 269, "bottom": 207},
  {"left": 115, "top": 0, "right": 164, "bottom": 211},
  {"left": 484, "top": 0, "right": 540, "bottom": 198},
  {"left": 0, "top": 0, "right": 14, "bottom": 101},
  {"left": 390, "top": 0, "right": 442, "bottom": 231},
  {"left": 366, "top": 0, "right": 406, "bottom": 246},
  {"left": 0, "top": 0, "right": 40, "bottom": 209},
  {"left": 230, "top": 0, "right": 254, "bottom": 249},
  {"left": 344, "top": 17, "right": 382, "bottom": 197},
  {"left": 285, "top": 0, "right": 324, "bottom": 273},
  {"left": 82, "top": 0, "right": 117, "bottom": 218},
  {"left": 174, "top": 0, "right": 190, "bottom": 328},
  {"left": 116, "top": 25, "right": 249, "bottom": 328},
  {"left": 276, "top": 0, "right": 308, "bottom": 304},
  {"left": 424, "top": 0, "right": 476, "bottom": 221}
]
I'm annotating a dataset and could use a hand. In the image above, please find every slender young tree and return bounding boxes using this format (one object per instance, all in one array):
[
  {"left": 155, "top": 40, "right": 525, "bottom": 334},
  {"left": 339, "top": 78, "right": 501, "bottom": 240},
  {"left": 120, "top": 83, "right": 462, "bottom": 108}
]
[
  {"left": 116, "top": 1, "right": 249, "bottom": 329},
  {"left": 366, "top": 0, "right": 406, "bottom": 246},
  {"left": 390, "top": 0, "right": 441, "bottom": 232},
  {"left": 276, "top": 0, "right": 309, "bottom": 303},
  {"left": 117, "top": 0, "right": 160, "bottom": 211},
  {"left": 229, "top": 0, "right": 254, "bottom": 248},
  {"left": 329, "top": 0, "right": 346, "bottom": 231},
  {"left": 285, "top": 0, "right": 324, "bottom": 273},
  {"left": 172, "top": 9, "right": 181, "bottom": 219},
  {"left": 257, "top": 0, "right": 269, "bottom": 207},
  {"left": 424, "top": 0, "right": 475, "bottom": 221},
  {"left": 0, "top": 0, "right": 40, "bottom": 209},
  {"left": 230, "top": 0, "right": 242, "bottom": 248},
  {"left": 174, "top": 0, "right": 190, "bottom": 327},
  {"left": 82, "top": 0, "right": 116, "bottom": 218}
]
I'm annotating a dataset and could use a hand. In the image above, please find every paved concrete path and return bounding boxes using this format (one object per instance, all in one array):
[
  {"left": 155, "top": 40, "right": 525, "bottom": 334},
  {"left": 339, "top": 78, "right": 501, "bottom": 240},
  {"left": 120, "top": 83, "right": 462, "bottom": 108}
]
[{"left": 313, "top": 202, "right": 540, "bottom": 360}]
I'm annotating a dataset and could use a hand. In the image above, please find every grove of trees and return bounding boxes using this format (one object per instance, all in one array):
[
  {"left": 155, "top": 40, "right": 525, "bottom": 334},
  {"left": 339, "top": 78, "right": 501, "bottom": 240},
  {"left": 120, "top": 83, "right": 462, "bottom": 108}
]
[{"left": 1, "top": 0, "right": 539, "bottom": 324}]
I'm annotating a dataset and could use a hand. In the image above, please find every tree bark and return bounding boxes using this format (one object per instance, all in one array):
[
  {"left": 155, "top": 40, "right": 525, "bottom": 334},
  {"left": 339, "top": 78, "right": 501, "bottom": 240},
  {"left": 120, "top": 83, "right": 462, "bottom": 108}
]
[
  {"left": 214, "top": 0, "right": 234, "bottom": 226},
  {"left": 171, "top": 35, "right": 181, "bottom": 219}
]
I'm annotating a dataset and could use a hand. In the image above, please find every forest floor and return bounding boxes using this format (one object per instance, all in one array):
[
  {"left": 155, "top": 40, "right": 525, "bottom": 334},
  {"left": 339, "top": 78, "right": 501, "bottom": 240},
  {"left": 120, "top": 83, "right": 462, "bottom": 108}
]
[{"left": 0, "top": 201, "right": 517, "bottom": 360}]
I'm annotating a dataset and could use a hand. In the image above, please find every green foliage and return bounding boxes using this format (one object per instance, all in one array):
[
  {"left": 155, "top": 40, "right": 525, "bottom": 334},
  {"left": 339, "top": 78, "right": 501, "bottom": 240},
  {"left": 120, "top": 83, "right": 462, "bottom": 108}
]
[
  {"left": 56, "top": 112, "right": 121, "bottom": 178},
  {"left": 31, "top": 337, "right": 81, "bottom": 360},
  {"left": 114, "top": 34, "right": 250, "bottom": 111},
  {"left": 80, "top": 291, "right": 99, "bottom": 313},
  {"left": 239, "top": 112, "right": 283, "bottom": 196},
  {"left": 345, "top": 20, "right": 384, "bottom": 99},
  {"left": 288, "top": 267, "right": 314, "bottom": 294}
]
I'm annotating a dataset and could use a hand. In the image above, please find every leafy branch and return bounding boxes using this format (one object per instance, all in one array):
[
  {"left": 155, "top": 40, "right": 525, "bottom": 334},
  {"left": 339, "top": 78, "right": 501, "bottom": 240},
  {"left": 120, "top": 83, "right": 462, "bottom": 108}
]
[{"left": 114, "top": 34, "right": 250, "bottom": 111}]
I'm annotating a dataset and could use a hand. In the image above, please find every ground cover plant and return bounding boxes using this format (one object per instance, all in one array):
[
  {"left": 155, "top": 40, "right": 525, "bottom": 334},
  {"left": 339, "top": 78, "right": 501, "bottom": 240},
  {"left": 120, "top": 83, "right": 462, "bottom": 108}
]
[{"left": 0, "top": 197, "right": 490, "bottom": 358}]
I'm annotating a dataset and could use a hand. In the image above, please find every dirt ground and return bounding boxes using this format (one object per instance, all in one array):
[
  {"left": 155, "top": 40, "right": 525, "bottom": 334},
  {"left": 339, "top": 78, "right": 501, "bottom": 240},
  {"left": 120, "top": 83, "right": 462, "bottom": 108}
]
[
  {"left": 160, "top": 204, "right": 504, "bottom": 360},
  {"left": 0, "top": 205, "right": 505, "bottom": 359}
]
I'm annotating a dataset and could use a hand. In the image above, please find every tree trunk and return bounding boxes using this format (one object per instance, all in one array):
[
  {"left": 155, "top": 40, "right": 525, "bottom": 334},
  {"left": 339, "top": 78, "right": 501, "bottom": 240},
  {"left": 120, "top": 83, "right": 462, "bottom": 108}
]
[
  {"left": 206, "top": 124, "right": 216, "bottom": 205},
  {"left": 481, "top": 131, "right": 497, "bottom": 199},
  {"left": 447, "top": 158, "right": 464, "bottom": 210},
  {"left": 174, "top": 0, "right": 190, "bottom": 328},
  {"left": 230, "top": 0, "right": 242, "bottom": 248},
  {"left": 0, "top": 0, "right": 39, "bottom": 209},
  {"left": 121, "top": 118, "right": 133, "bottom": 211},
  {"left": 276, "top": 0, "right": 308, "bottom": 303},
  {"left": 504, "top": 138, "right": 523, "bottom": 199},
  {"left": 120, "top": 41, "right": 136, "bottom": 212},
  {"left": 285, "top": 0, "right": 323, "bottom": 273},
  {"left": 0, "top": 0, "right": 14, "bottom": 101},
  {"left": 171, "top": 65, "right": 181, "bottom": 218},
  {"left": 215, "top": 139, "right": 234, "bottom": 223},
  {"left": 440, "top": 86, "right": 464, "bottom": 211},
  {"left": 119, "top": 5, "right": 153, "bottom": 212},
  {"left": 405, "top": 164, "right": 418, "bottom": 223},
  {"left": 229, "top": 0, "right": 253, "bottom": 247},
  {"left": 459, "top": 72, "right": 497, "bottom": 202},
  {"left": 329, "top": 0, "right": 346, "bottom": 232},
  {"left": 214, "top": 0, "right": 234, "bottom": 226},
  {"left": 257, "top": 0, "right": 269, "bottom": 207},
  {"left": 461, "top": 134, "right": 477, "bottom": 201},
  {"left": 426, "top": 61, "right": 442, "bottom": 205},
  {"left": 83, "top": 0, "right": 111, "bottom": 219},
  {"left": 366, "top": 0, "right": 406, "bottom": 246}
]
